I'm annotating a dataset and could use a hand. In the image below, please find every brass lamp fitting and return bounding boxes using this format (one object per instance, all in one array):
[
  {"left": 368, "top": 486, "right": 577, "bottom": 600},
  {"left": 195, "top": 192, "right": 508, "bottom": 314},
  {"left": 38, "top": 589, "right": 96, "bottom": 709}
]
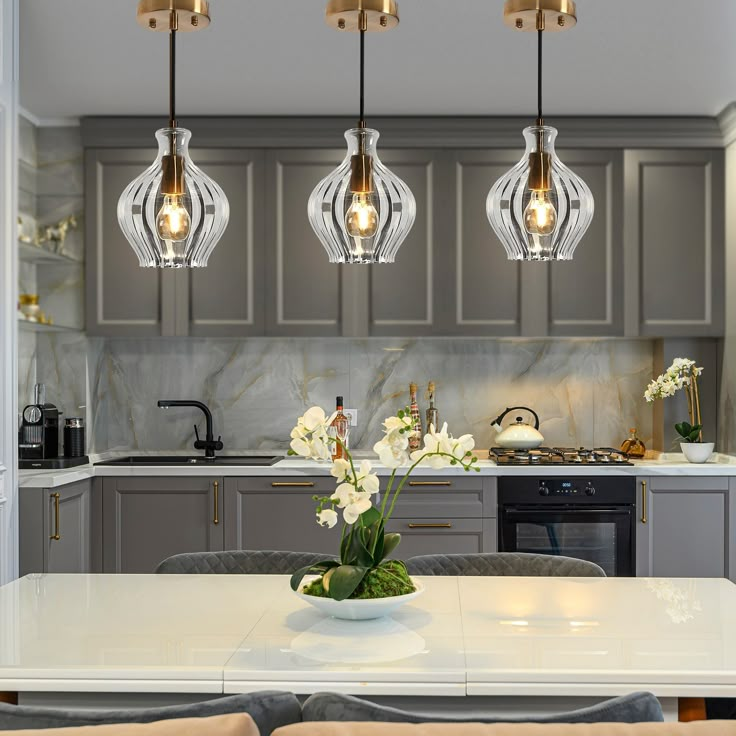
[
  {"left": 137, "top": 0, "right": 210, "bottom": 31},
  {"left": 349, "top": 154, "right": 374, "bottom": 194},
  {"left": 161, "top": 154, "right": 185, "bottom": 195},
  {"left": 326, "top": 0, "right": 399, "bottom": 32},
  {"left": 503, "top": 0, "right": 576, "bottom": 32},
  {"left": 527, "top": 151, "right": 552, "bottom": 192}
]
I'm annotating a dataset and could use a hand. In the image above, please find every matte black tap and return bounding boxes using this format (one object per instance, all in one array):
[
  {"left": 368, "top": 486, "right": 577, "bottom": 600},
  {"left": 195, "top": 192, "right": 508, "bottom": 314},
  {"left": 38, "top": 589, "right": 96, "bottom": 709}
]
[{"left": 157, "top": 400, "right": 223, "bottom": 460}]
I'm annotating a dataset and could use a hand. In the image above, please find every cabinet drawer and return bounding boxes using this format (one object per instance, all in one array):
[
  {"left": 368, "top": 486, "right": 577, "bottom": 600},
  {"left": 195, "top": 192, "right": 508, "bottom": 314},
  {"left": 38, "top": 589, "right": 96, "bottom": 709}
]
[
  {"left": 388, "top": 477, "right": 494, "bottom": 519},
  {"left": 385, "top": 518, "right": 496, "bottom": 558},
  {"left": 232, "top": 477, "right": 335, "bottom": 494}
]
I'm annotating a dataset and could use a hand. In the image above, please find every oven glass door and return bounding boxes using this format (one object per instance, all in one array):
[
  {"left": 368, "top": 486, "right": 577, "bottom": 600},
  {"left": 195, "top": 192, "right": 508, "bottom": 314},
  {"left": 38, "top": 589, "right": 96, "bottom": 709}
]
[{"left": 500, "top": 506, "right": 634, "bottom": 577}]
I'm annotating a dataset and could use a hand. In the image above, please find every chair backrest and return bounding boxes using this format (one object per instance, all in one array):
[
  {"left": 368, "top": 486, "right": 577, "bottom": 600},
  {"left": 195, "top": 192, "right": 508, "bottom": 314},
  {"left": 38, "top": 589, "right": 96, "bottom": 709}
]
[
  {"left": 405, "top": 552, "right": 606, "bottom": 577},
  {"left": 155, "top": 550, "right": 332, "bottom": 575},
  {"left": 300, "top": 690, "right": 661, "bottom": 724}
]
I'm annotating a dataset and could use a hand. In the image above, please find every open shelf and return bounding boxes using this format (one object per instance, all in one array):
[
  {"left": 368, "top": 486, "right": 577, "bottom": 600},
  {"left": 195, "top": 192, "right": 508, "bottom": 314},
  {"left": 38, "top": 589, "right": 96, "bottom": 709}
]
[
  {"left": 18, "top": 318, "right": 82, "bottom": 334},
  {"left": 19, "top": 241, "right": 83, "bottom": 266}
]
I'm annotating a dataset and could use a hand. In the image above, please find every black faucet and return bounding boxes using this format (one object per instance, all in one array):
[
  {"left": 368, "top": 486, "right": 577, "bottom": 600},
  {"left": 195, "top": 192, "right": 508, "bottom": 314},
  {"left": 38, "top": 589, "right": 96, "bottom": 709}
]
[{"left": 157, "top": 400, "right": 223, "bottom": 460}]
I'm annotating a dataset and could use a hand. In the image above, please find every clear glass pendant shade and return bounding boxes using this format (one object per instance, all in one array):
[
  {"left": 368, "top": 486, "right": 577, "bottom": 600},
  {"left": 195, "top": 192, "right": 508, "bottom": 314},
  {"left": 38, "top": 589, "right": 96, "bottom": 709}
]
[
  {"left": 308, "top": 128, "right": 416, "bottom": 264},
  {"left": 117, "top": 127, "right": 230, "bottom": 268},
  {"left": 487, "top": 125, "right": 594, "bottom": 261}
]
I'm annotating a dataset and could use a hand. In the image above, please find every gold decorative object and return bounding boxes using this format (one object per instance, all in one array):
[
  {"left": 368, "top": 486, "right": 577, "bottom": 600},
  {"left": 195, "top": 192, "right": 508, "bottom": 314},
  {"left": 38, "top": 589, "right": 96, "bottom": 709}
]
[
  {"left": 18, "top": 294, "right": 41, "bottom": 322},
  {"left": 36, "top": 215, "right": 79, "bottom": 255}
]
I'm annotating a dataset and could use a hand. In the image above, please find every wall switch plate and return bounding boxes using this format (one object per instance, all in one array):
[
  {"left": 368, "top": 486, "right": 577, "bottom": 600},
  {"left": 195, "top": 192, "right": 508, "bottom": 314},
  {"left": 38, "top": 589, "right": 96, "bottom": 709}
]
[{"left": 344, "top": 409, "right": 358, "bottom": 427}]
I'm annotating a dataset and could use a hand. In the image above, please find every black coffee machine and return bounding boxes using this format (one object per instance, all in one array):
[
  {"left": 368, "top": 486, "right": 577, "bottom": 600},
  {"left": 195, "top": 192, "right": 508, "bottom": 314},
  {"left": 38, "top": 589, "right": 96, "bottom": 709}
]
[{"left": 18, "top": 384, "right": 88, "bottom": 469}]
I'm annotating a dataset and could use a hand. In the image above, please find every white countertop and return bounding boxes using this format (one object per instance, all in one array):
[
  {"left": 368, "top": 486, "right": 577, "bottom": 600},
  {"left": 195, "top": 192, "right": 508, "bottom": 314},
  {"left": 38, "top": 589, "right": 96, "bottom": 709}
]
[
  {"left": 17, "top": 451, "right": 736, "bottom": 488},
  {"left": 1, "top": 573, "right": 735, "bottom": 698}
]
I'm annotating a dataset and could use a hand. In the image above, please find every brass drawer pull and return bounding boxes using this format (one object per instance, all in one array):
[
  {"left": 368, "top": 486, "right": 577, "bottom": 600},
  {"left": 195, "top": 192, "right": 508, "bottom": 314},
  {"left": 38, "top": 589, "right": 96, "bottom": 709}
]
[
  {"left": 407, "top": 522, "right": 453, "bottom": 529},
  {"left": 641, "top": 480, "right": 647, "bottom": 524},
  {"left": 408, "top": 481, "right": 452, "bottom": 487},
  {"left": 213, "top": 481, "right": 219, "bottom": 525},
  {"left": 50, "top": 492, "right": 61, "bottom": 540},
  {"left": 271, "top": 482, "right": 315, "bottom": 487}
]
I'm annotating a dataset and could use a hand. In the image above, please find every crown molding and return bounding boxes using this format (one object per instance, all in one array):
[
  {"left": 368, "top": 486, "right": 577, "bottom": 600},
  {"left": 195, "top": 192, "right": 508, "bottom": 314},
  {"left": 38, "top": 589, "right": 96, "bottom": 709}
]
[
  {"left": 81, "top": 115, "right": 726, "bottom": 150},
  {"left": 718, "top": 103, "right": 736, "bottom": 147},
  {"left": 19, "top": 107, "right": 80, "bottom": 128}
]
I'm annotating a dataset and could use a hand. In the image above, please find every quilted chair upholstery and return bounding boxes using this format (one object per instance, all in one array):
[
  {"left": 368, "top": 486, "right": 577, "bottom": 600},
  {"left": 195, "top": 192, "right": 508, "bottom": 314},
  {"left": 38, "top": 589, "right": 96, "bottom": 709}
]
[
  {"left": 405, "top": 552, "right": 605, "bottom": 577},
  {"left": 155, "top": 549, "right": 331, "bottom": 575},
  {"left": 301, "top": 691, "right": 662, "bottom": 724},
  {"left": 0, "top": 692, "right": 301, "bottom": 736}
]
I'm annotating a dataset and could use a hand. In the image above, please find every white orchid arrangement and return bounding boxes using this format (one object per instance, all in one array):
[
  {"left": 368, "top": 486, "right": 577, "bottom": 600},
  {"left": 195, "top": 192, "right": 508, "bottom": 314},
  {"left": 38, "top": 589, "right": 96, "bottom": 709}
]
[
  {"left": 288, "top": 405, "right": 478, "bottom": 601},
  {"left": 644, "top": 357, "right": 704, "bottom": 443}
]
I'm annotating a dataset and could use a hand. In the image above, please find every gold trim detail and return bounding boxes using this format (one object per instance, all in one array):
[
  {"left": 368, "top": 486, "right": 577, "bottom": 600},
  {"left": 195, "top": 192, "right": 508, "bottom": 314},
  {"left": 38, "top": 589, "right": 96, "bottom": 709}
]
[
  {"left": 407, "top": 523, "right": 453, "bottom": 529},
  {"left": 641, "top": 480, "right": 648, "bottom": 524},
  {"left": 503, "top": 0, "right": 577, "bottom": 32},
  {"left": 161, "top": 154, "right": 185, "bottom": 196},
  {"left": 326, "top": 0, "right": 399, "bottom": 32},
  {"left": 50, "top": 493, "right": 61, "bottom": 541},
  {"left": 137, "top": 0, "right": 210, "bottom": 32},
  {"left": 408, "top": 481, "right": 452, "bottom": 487},
  {"left": 271, "top": 482, "right": 316, "bottom": 487},
  {"left": 213, "top": 480, "right": 219, "bottom": 525}
]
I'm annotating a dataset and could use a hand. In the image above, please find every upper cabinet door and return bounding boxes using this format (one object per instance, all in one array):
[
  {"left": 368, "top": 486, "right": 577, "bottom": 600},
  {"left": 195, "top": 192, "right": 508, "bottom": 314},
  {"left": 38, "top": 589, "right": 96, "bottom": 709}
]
[
  {"left": 444, "top": 151, "right": 524, "bottom": 336},
  {"left": 265, "top": 150, "right": 343, "bottom": 337},
  {"left": 186, "top": 150, "right": 265, "bottom": 337},
  {"left": 548, "top": 150, "right": 624, "bottom": 336},
  {"left": 85, "top": 148, "right": 175, "bottom": 337},
  {"left": 368, "top": 150, "right": 439, "bottom": 336},
  {"left": 624, "top": 149, "right": 725, "bottom": 337}
]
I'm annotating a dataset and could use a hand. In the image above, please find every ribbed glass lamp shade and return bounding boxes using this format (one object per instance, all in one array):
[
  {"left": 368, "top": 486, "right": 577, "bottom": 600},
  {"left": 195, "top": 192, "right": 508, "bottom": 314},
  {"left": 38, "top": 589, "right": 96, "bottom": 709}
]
[
  {"left": 308, "top": 128, "right": 416, "bottom": 264},
  {"left": 117, "top": 127, "right": 229, "bottom": 268},
  {"left": 487, "top": 125, "right": 594, "bottom": 261}
]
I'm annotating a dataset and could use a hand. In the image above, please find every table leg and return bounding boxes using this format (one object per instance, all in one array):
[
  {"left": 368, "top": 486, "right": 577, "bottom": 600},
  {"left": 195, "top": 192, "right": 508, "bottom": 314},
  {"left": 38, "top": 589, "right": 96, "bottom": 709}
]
[
  {"left": 679, "top": 698, "right": 707, "bottom": 722},
  {"left": 0, "top": 692, "right": 17, "bottom": 705}
]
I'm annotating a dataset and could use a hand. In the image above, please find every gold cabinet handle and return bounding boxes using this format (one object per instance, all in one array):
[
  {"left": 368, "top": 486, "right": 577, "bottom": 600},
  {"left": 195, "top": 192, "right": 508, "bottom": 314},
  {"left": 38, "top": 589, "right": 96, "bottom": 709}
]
[
  {"left": 213, "top": 481, "right": 219, "bottom": 525},
  {"left": 641, "top": 480, "right": 647, "bottom": 524},
  {"left": 271, "top": 482, "right": 315, "bottom": 487},
  {"left": 408, "top": 481, "right": 452, "bottom": 487},
  {"left": 50, "top": 492, "right": 61, "bottom": 540},
  {"left": 407, "top": 522, "right": 453, "bottom": 529}
]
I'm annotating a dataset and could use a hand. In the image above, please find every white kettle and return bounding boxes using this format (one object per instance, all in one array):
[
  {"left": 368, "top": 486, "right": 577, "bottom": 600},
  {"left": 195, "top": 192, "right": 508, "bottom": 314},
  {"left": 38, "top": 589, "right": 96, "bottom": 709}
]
[{"left": 491, "top": 406, "right": 544, "bottom": 449}]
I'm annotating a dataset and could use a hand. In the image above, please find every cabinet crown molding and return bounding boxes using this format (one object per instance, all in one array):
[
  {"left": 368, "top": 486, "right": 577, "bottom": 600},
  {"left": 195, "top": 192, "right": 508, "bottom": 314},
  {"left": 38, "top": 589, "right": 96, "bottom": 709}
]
[{"left": 718, "top": 103, "right": 736, "bottom": 147}]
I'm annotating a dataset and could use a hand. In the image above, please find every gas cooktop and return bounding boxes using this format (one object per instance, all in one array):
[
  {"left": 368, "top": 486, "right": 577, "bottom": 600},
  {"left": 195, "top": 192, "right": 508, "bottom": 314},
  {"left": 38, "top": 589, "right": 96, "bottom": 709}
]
[{"left": 489, "top": 447, "right": 633, "bottom": 466}]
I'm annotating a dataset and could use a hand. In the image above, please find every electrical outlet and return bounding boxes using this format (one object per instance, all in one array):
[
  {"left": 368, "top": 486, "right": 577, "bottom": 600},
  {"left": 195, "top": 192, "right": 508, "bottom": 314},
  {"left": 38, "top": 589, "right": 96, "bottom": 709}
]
[{"left": 344, "top": 409, "right": 358, "bottom": 427}]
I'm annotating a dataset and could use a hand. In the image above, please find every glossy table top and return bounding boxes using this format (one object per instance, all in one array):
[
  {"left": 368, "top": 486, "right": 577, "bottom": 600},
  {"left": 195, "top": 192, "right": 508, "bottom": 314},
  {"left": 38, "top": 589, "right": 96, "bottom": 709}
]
[{"left": 1, "top": 574, "right": 735, "bottom": 697}]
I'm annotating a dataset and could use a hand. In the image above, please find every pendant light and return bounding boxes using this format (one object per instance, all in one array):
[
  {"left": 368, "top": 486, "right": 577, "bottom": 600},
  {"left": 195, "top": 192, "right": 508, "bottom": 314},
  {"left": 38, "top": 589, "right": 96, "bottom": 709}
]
[
  {"left": 308, "top": 0, "right": 416, "bottom": 264},
  {"left": 487, "top": 0, "right": 593, "bottom": 261},
  {"left": 118, "top": 0, "right": 229, "bottom": 268}
]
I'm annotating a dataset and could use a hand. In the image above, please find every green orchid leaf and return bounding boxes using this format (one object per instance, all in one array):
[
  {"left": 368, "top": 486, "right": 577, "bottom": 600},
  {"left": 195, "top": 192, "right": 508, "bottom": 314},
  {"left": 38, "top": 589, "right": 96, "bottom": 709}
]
[
  {"left": 345, "top": 526, "right": 374, "bottom": 567},
  {"left": 382, "top": 532, "right": 402, "bottom": 560},
  {"left": 329, "top": 565, "right": 368, "bottom": 601},
  {"left": 290, "top": 560, "right": 340, "bottom": 591},
  {"left": 361, "top": 507, "right": 381, "bottom": 526}
]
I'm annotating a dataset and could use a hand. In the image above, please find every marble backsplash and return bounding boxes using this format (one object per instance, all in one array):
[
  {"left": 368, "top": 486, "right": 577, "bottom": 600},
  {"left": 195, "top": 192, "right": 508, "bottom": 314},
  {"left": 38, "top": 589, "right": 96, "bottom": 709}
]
[{"left": 69, "top": 336, "right": 655, "bottom": 454}]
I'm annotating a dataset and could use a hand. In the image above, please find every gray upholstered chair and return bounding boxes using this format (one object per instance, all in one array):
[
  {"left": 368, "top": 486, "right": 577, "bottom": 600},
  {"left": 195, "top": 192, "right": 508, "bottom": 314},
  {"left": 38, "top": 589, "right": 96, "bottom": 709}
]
[
  {"left": 405, "top": 552, "right": 606, "bottom": 577},
  {"left": 0, "top": 692, "right": 301, "bottom": 736},
  {"left": 301, "top": 691, "right": 662, "bottom": 724},
  {"left": 155, "top": 549, "right": 331, "bottom": 575}
]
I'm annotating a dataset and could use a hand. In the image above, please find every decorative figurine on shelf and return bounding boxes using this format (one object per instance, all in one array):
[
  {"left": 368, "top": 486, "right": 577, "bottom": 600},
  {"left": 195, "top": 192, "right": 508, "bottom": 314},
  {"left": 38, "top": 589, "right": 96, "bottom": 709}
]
[
  {"left": 286, "top": 405, "right": 478, "bottom": 619},
  {"left": 644, "top": 357, "right": 712, "bottom": 463},
  {"left": 36, "top": 215, "right": 78, "bottom": 255}
]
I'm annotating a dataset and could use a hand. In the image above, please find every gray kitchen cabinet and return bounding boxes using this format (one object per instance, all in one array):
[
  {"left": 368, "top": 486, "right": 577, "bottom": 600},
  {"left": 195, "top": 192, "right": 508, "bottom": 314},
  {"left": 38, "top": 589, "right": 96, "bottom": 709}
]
[
  {"left": 223, "top": 475, "right": 496, "bottom": 556},
  {"left": 19, "top": 480, "right": 93, "bottom": 575},
  {"left": 86, "top": 148, "right": 265, "bottom": 337},
  {"left": 636, "top": 476, "right": 736, "bottom": 580},
  {"left": 624, "top": 149, "right": 725, "bottom": 337},
  {"left": 102, "top": 476, "right": 224, "bottom": 573}
]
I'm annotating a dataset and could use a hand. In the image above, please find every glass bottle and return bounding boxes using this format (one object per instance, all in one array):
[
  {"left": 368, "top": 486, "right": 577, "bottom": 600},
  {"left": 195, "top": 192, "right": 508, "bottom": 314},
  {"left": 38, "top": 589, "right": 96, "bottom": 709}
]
[
  {"left": 426, "top": 381, "right": 439, "bottom": 433},
  {"left": 620, "top": 427, "right": 646, "bottom": 459},
  {"left": 409, "top": 383, "right": 422, "bottom": 452},
  {"left": 329, "top": 396, "right": 350, "bottom": 461}
]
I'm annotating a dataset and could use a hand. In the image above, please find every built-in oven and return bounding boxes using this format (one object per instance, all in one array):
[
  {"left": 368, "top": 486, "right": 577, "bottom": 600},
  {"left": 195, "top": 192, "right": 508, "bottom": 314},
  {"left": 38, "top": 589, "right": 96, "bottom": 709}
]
[{"left": 498, "top": 476, "right": 636, "bottom": 577}]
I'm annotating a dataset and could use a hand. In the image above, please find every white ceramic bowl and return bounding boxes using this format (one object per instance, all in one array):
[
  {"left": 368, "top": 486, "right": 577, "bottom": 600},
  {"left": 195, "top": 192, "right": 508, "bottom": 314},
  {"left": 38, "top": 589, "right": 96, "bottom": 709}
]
[
  {"left": 680, "top": 442, "right": 715, "bottom": 464},
  {"left": 295, "top": 576, "right": 425, "bottom": 620}
]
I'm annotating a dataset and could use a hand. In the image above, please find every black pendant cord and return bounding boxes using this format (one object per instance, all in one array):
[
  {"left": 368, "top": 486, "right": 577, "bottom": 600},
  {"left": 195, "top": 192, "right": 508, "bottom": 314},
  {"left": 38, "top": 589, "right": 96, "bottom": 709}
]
[
  {"left": 169, "top": 24, "right": 177, "bottom": 129},
  {"left": 536, "top": 27, "right": 543, "bottom": 125},
  {"left": 359, "top": 25, "right": 366, "bottom": 128}
]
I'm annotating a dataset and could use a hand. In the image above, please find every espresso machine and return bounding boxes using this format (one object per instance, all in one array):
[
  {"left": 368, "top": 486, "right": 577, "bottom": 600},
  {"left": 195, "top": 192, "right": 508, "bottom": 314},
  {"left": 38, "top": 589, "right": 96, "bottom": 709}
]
[{"left": 19, "top": 384, "right": 88, "bottom": 469}]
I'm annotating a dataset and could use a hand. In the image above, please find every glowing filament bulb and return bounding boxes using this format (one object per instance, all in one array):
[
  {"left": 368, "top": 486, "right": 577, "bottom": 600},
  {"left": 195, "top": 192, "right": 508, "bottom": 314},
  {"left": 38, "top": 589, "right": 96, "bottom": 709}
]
[
  {"left": 157, "top": 194, "right": 191, "bottom": 242},
  {"left": 345, "top": 192, "right": 378, "bottom": 239},
  {"left": 524, "top": 190, "right": 557, "bottom": 236}
]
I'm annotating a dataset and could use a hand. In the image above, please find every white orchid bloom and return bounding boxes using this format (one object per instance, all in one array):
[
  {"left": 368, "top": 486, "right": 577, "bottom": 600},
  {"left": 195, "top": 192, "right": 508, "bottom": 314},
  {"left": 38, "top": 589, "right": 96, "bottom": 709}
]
[
  {"left": 316, "top": 509, "right": 338, "bottom": 528},
  {"left": 373, "top": 437, "right": 410, "bottom": 468},
  {"left": 301, "top": 406, "right": 330, "bottom": 432},
  {"left": 330, "top": 458, "right": 352, "bottom": 482},
  {"left": 452, "top": 433, "right": 475, "bottom": 460},
  {"left": 331, "top": 482, "right": 359, "bottom": 508},
  {"left": 289, "top": 436, "right": 312, "bottom": 457},
  {"left": 357, "top": 459, "right": 380, "bottom": 495},
  {"left": 342, "top": 492, "right": 373, "bottom": 524}
]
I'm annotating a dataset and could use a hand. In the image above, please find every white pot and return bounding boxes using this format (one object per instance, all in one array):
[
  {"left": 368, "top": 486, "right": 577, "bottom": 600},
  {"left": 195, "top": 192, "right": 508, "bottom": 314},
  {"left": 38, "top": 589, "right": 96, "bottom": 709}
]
[
  {"left": 295, "top": 576, "right": 425, "bottom": 620},
  {"left": 680, "top": 442, "right": 714, "bottom": 464}
]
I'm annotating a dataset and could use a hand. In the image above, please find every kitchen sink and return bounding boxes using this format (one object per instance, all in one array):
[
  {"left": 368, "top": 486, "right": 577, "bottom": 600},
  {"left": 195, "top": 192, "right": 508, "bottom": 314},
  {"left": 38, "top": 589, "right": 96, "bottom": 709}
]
[{"left": 95, "top": 455, "right": 282, "bottom": 467}]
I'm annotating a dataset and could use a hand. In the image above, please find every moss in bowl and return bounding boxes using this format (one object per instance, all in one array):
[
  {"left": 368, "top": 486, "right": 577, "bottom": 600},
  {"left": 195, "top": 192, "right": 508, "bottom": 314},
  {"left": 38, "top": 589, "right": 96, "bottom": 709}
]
[{"left": 302, "top": 561, "right": 415, "bottom": 600}]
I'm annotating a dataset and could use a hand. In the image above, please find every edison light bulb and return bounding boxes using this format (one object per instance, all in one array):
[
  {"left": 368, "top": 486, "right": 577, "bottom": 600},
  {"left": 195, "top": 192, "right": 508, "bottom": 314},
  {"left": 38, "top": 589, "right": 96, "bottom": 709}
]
[
  {"left": 523, "top": 190, "right": 557, "bottom": 235},
  {"left": 157, "top": 194, "right": 191, "bottom": 242},
  {"left": 345, "top": 192, "right": 378, "bottom": 239}
]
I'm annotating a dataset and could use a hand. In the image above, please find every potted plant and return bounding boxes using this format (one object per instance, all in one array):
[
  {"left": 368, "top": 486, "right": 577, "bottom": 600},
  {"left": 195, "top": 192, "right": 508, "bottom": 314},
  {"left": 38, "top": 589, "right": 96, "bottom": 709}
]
[
  {"left": 287, "top": 406, "right": 478, "bottom": 619},
  {"left": 644, "top": 358, "right": 713, "bottom": 463}
]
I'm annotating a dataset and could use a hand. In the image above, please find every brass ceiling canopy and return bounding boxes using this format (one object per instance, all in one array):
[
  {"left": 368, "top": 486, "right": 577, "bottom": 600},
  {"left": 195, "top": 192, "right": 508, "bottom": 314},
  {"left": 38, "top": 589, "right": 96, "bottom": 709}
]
[
  {"left": 503, "top": 0, "right": 577, "bottom": 32},
  {"left": 136, "top": 0, "right": 210, "bottom": 32},
  {"left": 326, "top": 0, "right": 399, "bottom": 32}
]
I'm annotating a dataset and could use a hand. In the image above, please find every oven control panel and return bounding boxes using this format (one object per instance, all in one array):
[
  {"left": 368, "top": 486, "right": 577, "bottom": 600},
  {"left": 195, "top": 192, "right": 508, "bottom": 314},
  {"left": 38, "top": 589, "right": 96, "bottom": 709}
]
[{"left": 539, "top": 480, "right": 596, "bottom": 497}]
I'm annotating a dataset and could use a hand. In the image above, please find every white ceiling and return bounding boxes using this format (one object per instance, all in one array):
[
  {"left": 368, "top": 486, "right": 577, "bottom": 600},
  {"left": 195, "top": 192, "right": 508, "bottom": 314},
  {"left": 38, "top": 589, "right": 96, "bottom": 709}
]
[{"left": 19, "top": 0, "right": 736, "bottom": 120}]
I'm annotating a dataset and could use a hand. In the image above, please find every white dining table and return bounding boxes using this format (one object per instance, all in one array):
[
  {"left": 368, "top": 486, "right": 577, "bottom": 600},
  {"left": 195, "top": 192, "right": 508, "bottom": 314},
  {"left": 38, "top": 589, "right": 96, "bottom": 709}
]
[{"left": 1, "top": 573, "right": 734, "bottom": 720}]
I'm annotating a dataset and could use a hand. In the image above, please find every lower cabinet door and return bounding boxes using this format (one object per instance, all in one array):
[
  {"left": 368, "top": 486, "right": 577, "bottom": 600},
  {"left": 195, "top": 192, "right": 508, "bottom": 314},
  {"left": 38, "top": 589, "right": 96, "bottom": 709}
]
[
  {"left": 103, "top": 477, "right": 224, "bottom": 573},
  {"left": 44, "top": 482, "right": 93, "bottom": 573},
  {"left": 384, "top": 518, "right": 496, "bottom": 558}
]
